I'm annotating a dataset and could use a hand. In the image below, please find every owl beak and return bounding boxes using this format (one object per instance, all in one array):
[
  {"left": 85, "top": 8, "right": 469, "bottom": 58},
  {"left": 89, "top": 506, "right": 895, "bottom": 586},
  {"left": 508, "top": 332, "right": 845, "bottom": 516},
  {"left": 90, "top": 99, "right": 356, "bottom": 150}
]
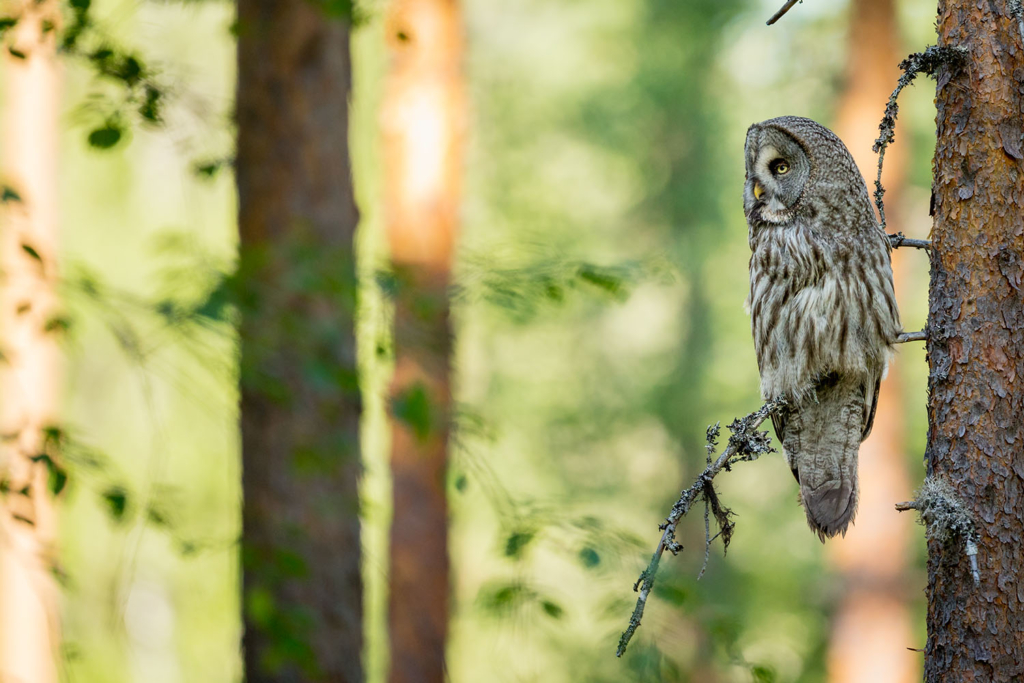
[{"left": 753, "top": 181, "right": 765, "bottom": 201}]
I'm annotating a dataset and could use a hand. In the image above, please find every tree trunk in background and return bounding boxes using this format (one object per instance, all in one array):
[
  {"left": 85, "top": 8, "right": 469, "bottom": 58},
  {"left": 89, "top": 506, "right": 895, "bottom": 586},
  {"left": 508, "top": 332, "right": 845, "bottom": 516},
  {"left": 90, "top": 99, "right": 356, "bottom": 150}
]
[
  {"left": 924, "top": 2, "right": 1024, "bottom": 680},
  {"left": 0, "top": 5, "right": 62, "bottom": 683},
  {"left": 827, "top": 0, "right": 917, "bottom": 680},
  {"left": 236, "top": 1, "right": 362, "bottom": 680},
  {"left": 381, "top": 1, "right": 463, "bottom": 681}
]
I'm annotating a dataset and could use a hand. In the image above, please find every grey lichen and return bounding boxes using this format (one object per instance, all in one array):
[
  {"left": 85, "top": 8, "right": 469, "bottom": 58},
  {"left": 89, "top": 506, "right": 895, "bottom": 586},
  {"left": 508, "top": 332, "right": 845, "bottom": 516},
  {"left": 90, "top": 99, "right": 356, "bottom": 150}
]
[{"left": 896, "top": 476, "right": 980, "bottom": 585}]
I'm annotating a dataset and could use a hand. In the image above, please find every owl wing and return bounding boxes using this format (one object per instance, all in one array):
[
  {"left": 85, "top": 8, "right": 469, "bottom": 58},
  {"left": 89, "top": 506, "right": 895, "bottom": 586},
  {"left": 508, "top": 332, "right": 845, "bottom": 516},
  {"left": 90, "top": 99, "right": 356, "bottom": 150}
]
[
  {"left": 770, "top": 409, "right": 799, "bottom": 483},
  {"left": 861, "top": 375, "right": 881, "bottom": 441}
]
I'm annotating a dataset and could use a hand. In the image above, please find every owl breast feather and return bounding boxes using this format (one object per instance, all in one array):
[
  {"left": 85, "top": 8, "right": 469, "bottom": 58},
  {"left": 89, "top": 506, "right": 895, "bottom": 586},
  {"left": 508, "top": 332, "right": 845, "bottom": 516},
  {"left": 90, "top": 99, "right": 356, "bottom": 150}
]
[{"left": 748, "top": 220, "right": 898, "bottom": 402}]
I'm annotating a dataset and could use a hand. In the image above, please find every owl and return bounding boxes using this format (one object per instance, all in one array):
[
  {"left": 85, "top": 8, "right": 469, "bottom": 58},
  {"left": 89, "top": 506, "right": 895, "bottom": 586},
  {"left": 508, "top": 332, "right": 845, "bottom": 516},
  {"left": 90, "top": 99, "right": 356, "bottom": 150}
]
[{"left": 742, "top": 116, "right": 901, "bottom": 541}]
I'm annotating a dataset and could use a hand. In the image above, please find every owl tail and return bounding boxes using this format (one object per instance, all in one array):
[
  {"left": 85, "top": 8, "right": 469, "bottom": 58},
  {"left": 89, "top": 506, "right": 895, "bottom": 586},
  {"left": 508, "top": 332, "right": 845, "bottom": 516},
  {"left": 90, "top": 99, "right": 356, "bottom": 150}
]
[{"left": 783, "top": 375, "right": 866, "bottom": 541}]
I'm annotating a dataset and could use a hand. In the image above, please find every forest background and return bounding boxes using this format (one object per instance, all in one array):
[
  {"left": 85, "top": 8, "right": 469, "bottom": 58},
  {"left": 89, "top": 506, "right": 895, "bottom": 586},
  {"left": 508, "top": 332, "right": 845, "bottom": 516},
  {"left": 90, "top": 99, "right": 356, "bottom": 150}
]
[{"left": 0, "top": 0, "right": 944, "bottom": 680}]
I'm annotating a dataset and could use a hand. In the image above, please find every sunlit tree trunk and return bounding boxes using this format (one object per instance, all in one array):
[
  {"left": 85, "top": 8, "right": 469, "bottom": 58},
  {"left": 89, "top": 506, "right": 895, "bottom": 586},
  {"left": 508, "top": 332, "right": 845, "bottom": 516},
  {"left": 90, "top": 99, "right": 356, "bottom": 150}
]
[
  {"left": 924, "top": 1, "right": 1024, "bottom": 679},
  {"left": 236, "top": 1, "right": 362, "bottom": 680},
  {"left": 381, "top": 1, "right": 463, "bottom": 681},
  {"left": 827, "top": 0, "right": 917, "bottom": 680},
  {"left": 0, "top": 3, "right": 62, "bottom": 682}
]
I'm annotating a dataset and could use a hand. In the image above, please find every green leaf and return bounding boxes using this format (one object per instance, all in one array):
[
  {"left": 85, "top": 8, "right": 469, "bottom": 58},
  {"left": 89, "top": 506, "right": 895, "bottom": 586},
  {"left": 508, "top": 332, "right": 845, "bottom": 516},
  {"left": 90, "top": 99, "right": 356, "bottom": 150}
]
[
  {"left": 392, "top": 383, "right": 432, "bottom": 441},
  {"left": 275, "top": 549, "right": 308, "bottom": 579},
  {"left": 751, "top": 665, "right": 776, "bottom": 683},
  {"left": 0, "top": 17, "right": 18, "bottom": 32},
  {"left": 43, "top": 315, "right": 72, "bottom": 334},
  {"left": 8, "top": 47, "right": 26, "bottom": 60},
  {"left": 578, "top": 547, "right": 601, "bottom": 568},
  {"left": 138, "top": 85, "right": 162, "bottom": 124},
  {"left": 69, "top": 0, "right": 90, "bottom": 10},
  {"left": 146, "top": 504, "right": 169, "bottom": 527},
  {"left": 30, "top": 454, "right": 67, "bottom": 496},
  {"left": 21, "top": 243, "right": 41, "bottom": 262},
  {"left": 48, "top": 465, "right": 68, "bottom": 496},
  {"left": 246, "top": 586, "right": 275, "bottom": 629},
  {"left": 1, "top": 185, "right": 21, "bottom": 203},
  {"left": 119, "top": 56, "right": 142, "bottom": 84},
  {"left": 102, "top": 487, "right": 128, "bottom": 522},
  {"left": 576, "top": 263, "right": 625, "bottom": 297},
  {"left": 88, "top": 125, "right": 123, "bottom": 150},
  {"left": 42, "top": 425, "right": 64, "bottom": 449},
  {"left": 504, "top": 530, "right": 534, "bottom": 559},
  {"left": 540, "top": 600, "right": 564, "bottom": 619}
]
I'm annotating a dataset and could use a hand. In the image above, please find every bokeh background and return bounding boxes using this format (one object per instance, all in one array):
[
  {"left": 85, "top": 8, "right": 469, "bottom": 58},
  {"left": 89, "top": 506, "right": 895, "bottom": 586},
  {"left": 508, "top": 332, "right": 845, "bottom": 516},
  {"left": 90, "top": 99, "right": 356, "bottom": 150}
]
[{"left": 1, "top": 0, "right": 942, "bottom": 679}]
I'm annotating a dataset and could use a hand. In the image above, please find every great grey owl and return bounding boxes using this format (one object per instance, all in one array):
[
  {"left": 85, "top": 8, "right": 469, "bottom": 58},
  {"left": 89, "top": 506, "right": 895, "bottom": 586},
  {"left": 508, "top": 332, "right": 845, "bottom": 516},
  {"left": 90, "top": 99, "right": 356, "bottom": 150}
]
[{"left": 742, "top": 116, "right": 901, "bottom": 540}]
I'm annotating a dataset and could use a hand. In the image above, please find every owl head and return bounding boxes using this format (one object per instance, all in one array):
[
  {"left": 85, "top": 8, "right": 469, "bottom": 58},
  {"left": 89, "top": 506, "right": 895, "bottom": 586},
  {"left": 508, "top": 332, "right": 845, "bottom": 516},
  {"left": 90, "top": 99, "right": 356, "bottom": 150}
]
[{"left": 743, "top": 116, "right": 868, "bottom": 228}]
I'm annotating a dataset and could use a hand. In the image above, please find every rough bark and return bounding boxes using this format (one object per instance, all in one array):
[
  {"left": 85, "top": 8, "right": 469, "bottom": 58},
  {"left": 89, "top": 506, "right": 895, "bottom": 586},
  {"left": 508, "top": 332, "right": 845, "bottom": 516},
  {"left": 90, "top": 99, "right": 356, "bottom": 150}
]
[
  {"left": 236, "top": 1, "right": 362, "bottom": 681},
  {"left": 925, "top": 1, "right": 1024, "bottom": 680},
  {"left": 0, "top": 4, "right": 62, "bottom": 682},
  {"left": 827, "top": 0, "right": 916, "bottom": 680},
  {"left": 381, "top": 1, "right": 463, "bottom": 681}
]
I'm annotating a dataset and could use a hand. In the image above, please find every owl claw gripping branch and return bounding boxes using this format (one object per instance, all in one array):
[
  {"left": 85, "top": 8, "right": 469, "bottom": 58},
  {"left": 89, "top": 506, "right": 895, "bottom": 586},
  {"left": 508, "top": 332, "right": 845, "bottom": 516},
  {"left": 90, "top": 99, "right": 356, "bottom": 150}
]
[{"left": 743, "top": 116, "right": 902, "bottom": 541}]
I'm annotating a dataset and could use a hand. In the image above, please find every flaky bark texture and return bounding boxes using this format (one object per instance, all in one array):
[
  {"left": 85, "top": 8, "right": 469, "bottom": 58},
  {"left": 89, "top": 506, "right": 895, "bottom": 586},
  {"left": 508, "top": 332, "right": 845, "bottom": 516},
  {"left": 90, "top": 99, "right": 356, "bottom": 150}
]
[
  {"left": 828, "top": 0, "right": 916, "bottom": 679},
  {"left": 0, "top": 4, "right": 62, "bottom": 682},
  {"left": 236, "top": 2, "right": 362, "bottom": 681},
  {"left": 381, "top": 1, "right": 463, "bottom": 681},
  {"left": 925, "top": 1, "right": 1024, "bottom": 679}
]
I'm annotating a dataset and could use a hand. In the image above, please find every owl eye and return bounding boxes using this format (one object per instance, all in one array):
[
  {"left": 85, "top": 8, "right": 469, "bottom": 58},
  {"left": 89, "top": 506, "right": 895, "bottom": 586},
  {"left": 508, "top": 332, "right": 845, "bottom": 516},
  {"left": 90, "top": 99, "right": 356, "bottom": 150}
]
[{"left": 771, "top": 159, "right": 790, "bottom": 175}]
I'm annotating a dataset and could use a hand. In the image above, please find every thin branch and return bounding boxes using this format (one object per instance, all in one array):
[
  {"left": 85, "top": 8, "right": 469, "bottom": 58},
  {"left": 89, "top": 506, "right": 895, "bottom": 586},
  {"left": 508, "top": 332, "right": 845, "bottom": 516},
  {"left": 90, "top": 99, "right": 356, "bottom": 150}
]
[
  {"left": 873, "top": 46, "right": 969, "bottom": 231},
  {"left": 766, "top": 0, "right": 801, "bottom": 25},
  {"left": 616, "top": 399, "right": 785, "bottom": 658},
  {"left": 698, "top": 497, "right": 712, "bottom": 580},
  {"left": 888, "top": 232, "right": 931, "bottom": 250},
  {"left": 896, "top": 330, "right": 927, "bottom": 344}
]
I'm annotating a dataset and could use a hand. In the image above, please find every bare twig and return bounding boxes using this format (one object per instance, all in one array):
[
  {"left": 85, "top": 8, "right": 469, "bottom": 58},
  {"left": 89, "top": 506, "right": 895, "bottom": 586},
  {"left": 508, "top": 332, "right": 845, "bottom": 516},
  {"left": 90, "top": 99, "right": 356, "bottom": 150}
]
[
  {"left": 616, "top": 399, "right": 785, "bottom": 657},
  {"left": 873, "top": 46, "right": 969, "bottom": 231},
  {"left": 698, "top": 498, "right": 712, "bottom": 580},
  {"left": 896, "top": 330, "right": 927, "bottom": 344},
  {"left": 888, "top": 232, "right": 931, "bottom": 250},
  {"left": 896, "top": 477, "right": 980, "bottom": 586},
  {"left": 766, "top": 0, "right": 801, "bottom": 25}
]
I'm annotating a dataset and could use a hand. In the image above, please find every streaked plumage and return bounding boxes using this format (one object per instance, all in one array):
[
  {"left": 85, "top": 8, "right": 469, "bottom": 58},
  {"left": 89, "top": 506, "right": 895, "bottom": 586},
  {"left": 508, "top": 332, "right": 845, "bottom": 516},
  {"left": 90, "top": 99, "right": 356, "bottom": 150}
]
[{"left": 742, "top": 116, "right": 901, "bottom": 540}]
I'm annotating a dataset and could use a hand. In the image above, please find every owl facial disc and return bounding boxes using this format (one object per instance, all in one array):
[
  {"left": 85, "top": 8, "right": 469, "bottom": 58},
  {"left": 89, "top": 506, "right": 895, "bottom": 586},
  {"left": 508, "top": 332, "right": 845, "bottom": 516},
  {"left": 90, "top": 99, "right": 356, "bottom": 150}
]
[{"left": 743, "top": 125, "right": 812, "bottom": 226}]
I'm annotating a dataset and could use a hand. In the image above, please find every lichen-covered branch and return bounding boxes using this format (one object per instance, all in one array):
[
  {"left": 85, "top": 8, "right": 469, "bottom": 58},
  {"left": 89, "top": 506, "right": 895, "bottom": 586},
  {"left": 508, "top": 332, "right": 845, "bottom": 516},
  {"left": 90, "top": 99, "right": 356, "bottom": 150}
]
[
  {"left": 872, "top": 45, "right": 969, "bottom": 231},
  {"left": 616, "top": 399, "right": 785, "bottom": 658},
  {"left": 766, "top": 0, "right": 801, "bottom": 25},
  {"left": 896, "top": 477, "right": 980, "bottom": 585}
]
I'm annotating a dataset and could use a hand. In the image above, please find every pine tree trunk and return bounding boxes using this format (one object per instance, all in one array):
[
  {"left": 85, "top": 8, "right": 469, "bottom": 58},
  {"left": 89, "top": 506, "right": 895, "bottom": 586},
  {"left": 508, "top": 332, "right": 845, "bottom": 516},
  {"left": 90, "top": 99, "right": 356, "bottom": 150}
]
[
  {"left": 827, "top": 0, "right": 916, "bottom": 680},
  {"left": 925, "top": 1, "right": 1024, "bottom": 679},
  {"left": 236, "top": 2, "right": 362, "bottom": 680},
  {"left": 0, "top": 4, "right": 62, "bottom": 682},
  {"left": 381, "top": 1, "right": 463, "bottom": 680}
]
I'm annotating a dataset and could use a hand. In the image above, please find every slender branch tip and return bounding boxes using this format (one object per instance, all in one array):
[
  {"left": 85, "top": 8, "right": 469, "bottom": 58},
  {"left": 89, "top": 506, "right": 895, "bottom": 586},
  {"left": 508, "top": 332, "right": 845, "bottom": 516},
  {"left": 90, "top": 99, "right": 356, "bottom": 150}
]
[{"left": 766, "top": 0, "right": 800, "bottom": 25}]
